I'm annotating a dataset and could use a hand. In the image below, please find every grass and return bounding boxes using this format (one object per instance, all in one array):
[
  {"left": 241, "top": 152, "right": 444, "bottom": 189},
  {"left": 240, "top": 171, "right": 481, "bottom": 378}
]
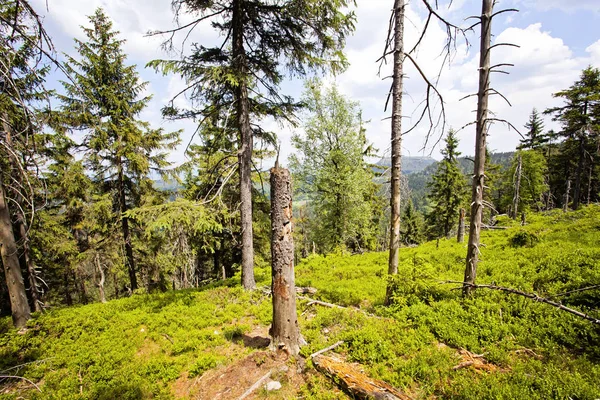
[{"left": 1, "top": 206, "right": 600, "bottom": 399}]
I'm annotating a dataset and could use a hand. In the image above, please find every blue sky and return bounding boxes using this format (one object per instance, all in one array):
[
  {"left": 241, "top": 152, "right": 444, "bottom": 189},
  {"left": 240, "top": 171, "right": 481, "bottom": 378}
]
[{"left": 31, "top": 0, "right": 600, "bottom": 165}]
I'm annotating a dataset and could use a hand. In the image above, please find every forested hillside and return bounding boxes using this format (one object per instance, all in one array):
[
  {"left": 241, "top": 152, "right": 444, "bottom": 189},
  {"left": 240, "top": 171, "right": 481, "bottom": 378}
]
[
  {"left": 1, "top": 207, "right": 599, "bottom": 399},
  {"left": 1, "top": 0, "right": 600, "bottom": 398}
]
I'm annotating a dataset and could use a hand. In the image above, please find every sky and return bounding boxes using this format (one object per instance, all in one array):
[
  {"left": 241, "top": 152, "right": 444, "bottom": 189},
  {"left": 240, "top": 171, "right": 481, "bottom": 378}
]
[{"left": 30, "top": 0, "right": 600, "bottom": 165}]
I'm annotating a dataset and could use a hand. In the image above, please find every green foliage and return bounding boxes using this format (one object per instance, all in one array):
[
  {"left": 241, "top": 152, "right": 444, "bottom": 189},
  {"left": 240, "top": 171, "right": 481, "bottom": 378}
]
[
  {"left": 426, "top": 129, "right": 467, "bottom": 239},
  {"left": 520, "top": 108, "right": 549, "bottom": 150},
  {"left": 290, "top": 80, "right": 383, "bottom": 253}
]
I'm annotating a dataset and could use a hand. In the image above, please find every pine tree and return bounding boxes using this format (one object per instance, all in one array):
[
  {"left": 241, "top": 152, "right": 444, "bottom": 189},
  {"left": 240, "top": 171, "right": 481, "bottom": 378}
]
[
  {"left": 426, "top": 130, "right": 466, "bottom": 239},
  {"left": 58, "top": 9, "right": 180, "bottom": 291},
  {"left": 149, "top": 0, "right": 356, "bottom": 290},
  {"left": 520, "top": 108, "right": 549, "bottom": 150}
]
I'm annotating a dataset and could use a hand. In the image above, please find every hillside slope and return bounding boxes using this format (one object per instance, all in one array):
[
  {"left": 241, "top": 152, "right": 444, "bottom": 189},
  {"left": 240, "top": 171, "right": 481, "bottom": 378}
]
[{"left": 1, "top": 207, "right": 600, "bottom": 399}]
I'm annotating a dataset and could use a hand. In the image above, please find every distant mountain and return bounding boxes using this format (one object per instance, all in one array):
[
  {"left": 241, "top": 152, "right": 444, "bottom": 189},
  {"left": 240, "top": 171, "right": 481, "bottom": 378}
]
[{"left": 375, "top": 156, "right": 437, "bottom": 175}]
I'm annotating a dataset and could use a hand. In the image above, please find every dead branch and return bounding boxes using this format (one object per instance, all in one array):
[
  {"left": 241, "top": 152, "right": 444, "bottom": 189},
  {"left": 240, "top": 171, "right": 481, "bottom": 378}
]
[
  {"left": 298, "top": 296, "right": 346, "bottom": 309},
  {"left": 309, "top": 340, "right": 344, "bottom": 359},
  {"left": 0, "top": 375, "right": 42, "bottom": 392},
  {"left": 442, "top": 281, "right": 600, "bottom": 325},
  {"left": 237, "top": 369, "right": 272, "bottom": 400}
]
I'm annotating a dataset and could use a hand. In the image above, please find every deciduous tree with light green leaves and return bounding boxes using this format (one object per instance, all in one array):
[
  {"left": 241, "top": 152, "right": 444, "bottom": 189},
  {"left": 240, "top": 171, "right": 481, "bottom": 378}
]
[
  {"left": 290, "top": 81, "right": 380, "bottom": 254},
  {"left": 148, "top": 0, "right": 356, "bottom": 290},
  {"left": 58, "top": 8, "right": 180, "bottom": 291}
]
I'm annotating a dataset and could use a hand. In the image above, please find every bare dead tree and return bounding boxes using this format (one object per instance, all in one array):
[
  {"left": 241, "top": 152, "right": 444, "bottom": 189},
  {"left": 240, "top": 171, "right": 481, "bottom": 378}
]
[
  {"left": 457, "top": 208, "right": 465, "bottom": 243},
  {"left": 379, "top": 0, "right": 467, "bottom": 305},
  {"left": 563, "top": 178, "right": 571, "bottom": 212},
  {"left": 511, "top": 152, "right": 522, "bottom": 219},
  {"left": 95, "top": 253, "right": 107, "bottom": 304},
  {"left": 462, "top": 0, "right": 518, "bottom": 296}
]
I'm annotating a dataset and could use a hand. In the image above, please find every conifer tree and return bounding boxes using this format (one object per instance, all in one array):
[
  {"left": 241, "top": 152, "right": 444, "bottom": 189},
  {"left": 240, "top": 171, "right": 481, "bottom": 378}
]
[
  {"left": 59, "top": 9, "right": 180, "bottom": 291},
  {"left": 520, "top": 108, "right": 549, "bottom": 150},
  {"left": 149, "top": 0, "right": 356, "bottom": 290},
  {"left": 0, "top": 0, "right": 55, "bottom": 326},
  {"left": 401, "top": 201, "right": 422, "bottom": 246},
  {"left": 426, "top": 130, "right": 465, "bottom": 239},
  {"left": 545, "top": 67, "right": 600, "bottom": 209}
]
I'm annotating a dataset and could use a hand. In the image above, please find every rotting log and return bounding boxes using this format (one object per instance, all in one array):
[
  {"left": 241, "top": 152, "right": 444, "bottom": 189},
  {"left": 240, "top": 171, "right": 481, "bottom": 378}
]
[
  {"left": 269, "top": 167, "right": 302, "bottom": 355},
  {"left": 312, "top": 354, "right": 411, "bottom": 400}
]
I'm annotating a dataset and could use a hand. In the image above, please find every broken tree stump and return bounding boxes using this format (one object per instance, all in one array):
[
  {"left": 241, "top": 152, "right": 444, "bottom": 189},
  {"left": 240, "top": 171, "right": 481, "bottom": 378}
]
[{"left": 270, "top": 167, "right": 302, "bottom": 356}]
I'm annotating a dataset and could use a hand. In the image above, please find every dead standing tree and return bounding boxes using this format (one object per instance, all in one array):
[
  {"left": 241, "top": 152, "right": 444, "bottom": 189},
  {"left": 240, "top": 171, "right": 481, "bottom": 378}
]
[
  {"left": 269, "top": 166, "right": 302, "bottom": 355},
  {"left": 462, "top": 0, "right": 519, "bottom": 296},
  {"left": 379, "top": 0, "right": 466, "bottom": 305}
]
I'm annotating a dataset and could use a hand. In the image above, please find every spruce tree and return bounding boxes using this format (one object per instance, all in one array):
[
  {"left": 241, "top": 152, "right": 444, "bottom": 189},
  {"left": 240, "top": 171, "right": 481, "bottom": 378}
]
[
  {"left": 520, "top": 108, "right": 549, "bottom": 150},
  {"left": 59, "top": 9, "right": 180, "bottom": 291},
  {"left": 545, "top": 67, "right": 600, "bottom": 209},
  {"left": 149, "top": 0, "right": 356, "bottom": 290},
  {"left": 0, "top": 0, "right": 55, "bottom": 326},
  {"left": 426, "top": 130, "right": 466, "bottom": 239},
  {"left": 401, "top": 201, "right": 422, "bottom": 246}
]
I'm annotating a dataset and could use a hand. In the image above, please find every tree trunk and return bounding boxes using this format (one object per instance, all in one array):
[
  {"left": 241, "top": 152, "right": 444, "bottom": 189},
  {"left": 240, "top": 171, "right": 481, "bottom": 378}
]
[
  {"left": 563, "top": 178, "right": 571, "bottom": 212},
  {"left": 117, "top": 159, "right": 137, "bottom": 291},
  {"left": 269, "top": 167, "right": 301, "bottom": 356},
  {"left": 0, "top": 180, "right": 31, "bottom": 328},
  {"left": 15, "top": 214, "right": 42, "bottom": 312},
  {"left": 95, "top": 253, "right": 107, "bottom": 303},
  {"left": 385, "top": 0, "right": 405, "bottom": 306},
  {"left": 233, "top": 0, "right": 256, "bottom": 290},
  {"left": 457, "top": 208, "right": 465, "bottom": 243},
  {"left": 573, "top": 137, "right": 585, "bottom": 210},
  {"left": 512, "top": 153, "right": 522, "bottom": 219},
  {"left": 464, "top": 0, "right": 493, "bottom": 296},
  {"left": 64, "top": 269, "right": 73, "bottom": 306},
  {"left": 587, "top": 164, "right": 593, "bottom": 205}
]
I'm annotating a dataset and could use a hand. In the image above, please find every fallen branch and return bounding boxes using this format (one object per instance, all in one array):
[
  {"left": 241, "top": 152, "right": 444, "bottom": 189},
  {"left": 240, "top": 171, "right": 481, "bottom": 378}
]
[
  {"left": 442, "top": 281, "right": 600, "bottom": 325},
  {"left": 0, "top": 375, "right": 42, "bottom": 392},
  {"left": 237, "top": 370, "right": 272, "bottom": 400},
  {"left": 310, "top": 341, "right": 344, "bottom": 359},
  {"left": 298, "top": 296, "right": 346, "bottom": 309}
]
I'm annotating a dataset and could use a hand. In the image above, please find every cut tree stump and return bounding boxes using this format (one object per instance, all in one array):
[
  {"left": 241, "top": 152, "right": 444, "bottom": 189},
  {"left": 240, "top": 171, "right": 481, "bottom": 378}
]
[{"left": 312, "top": 354, "right": 411, "bottom": 400}]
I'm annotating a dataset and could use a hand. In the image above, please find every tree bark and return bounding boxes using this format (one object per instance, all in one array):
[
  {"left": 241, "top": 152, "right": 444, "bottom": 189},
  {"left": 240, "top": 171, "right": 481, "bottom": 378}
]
[
  {"left": 464, "top": 0, "right": 493, "bottom": 296},
  {"left": 385, "top": 0, "right": 405, "bottom": 306},
  {"left": 269, "top": 167, "right": 301, "bottom": 356},
  {"left": 563, "top": 178, "right": 571, "bottom": 212},
  {"left": 0, "top": 179, "right": 31, "bottom": 328},
  {"left": 573, "top": 137, "right": 585, "bottom": 210},
  {"left": 233, "top": 0, "right": 256, "bottom": 290},
  {"left": 457, "top": 208, "right": 465, "bottom": 243},
  {"left": 15, "top": 214, "right": 42, "bottom": 312},
  {"left": 117, "top": 158, "right": 137, "bottom": 291},
  {"left": 512, "top": 153, "right": 522, "bottom": 219},
  {"left": 95, "top": 253, "right": 107, "bottom": 303}
]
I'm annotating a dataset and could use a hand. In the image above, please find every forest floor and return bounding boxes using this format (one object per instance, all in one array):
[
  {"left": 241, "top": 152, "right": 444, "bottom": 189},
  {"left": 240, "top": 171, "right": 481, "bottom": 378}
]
[{"left": 1, "top": 206, "right": 600, "bottom": 399}]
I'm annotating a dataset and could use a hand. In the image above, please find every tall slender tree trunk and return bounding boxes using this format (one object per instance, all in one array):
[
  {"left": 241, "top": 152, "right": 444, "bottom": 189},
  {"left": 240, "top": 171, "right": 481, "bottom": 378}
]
[
  {"left": 95, "top": 253, "right": 107, "bottom": 303},
  {"left": 0, "top": 179, "right": 31, "bottom": 328},
  {"left": 464, "top": 0, "right": 493, "bottom": 296},
  {"left": 573, "top": 137, "right": 585, "bottom": 210},
  {"left": 587, "top": 164, "right": 593, "bottom": 205},
  {"left": 117, "top": 159, "right": 137, "bottom": 291},
  {"left": 270, "top": 167, "right": 301, "bottom": 355},
  {"left": 233, "top": 0, "right": 256, "bottom": 290},
  {"left": 563, "top": 178, "right": 571, "bottom": 212},
  {"left": 457, "top": 208, "right": 465, "bottom": 243},
  {"left": 512, "top": 153, "right": 522, "bottom": 219},
  {"left": 385, "top": 0, "right": 405, "bottom": 306},
  {"left": 15, "top": 214, "right": 42, "bottom": 312}
]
